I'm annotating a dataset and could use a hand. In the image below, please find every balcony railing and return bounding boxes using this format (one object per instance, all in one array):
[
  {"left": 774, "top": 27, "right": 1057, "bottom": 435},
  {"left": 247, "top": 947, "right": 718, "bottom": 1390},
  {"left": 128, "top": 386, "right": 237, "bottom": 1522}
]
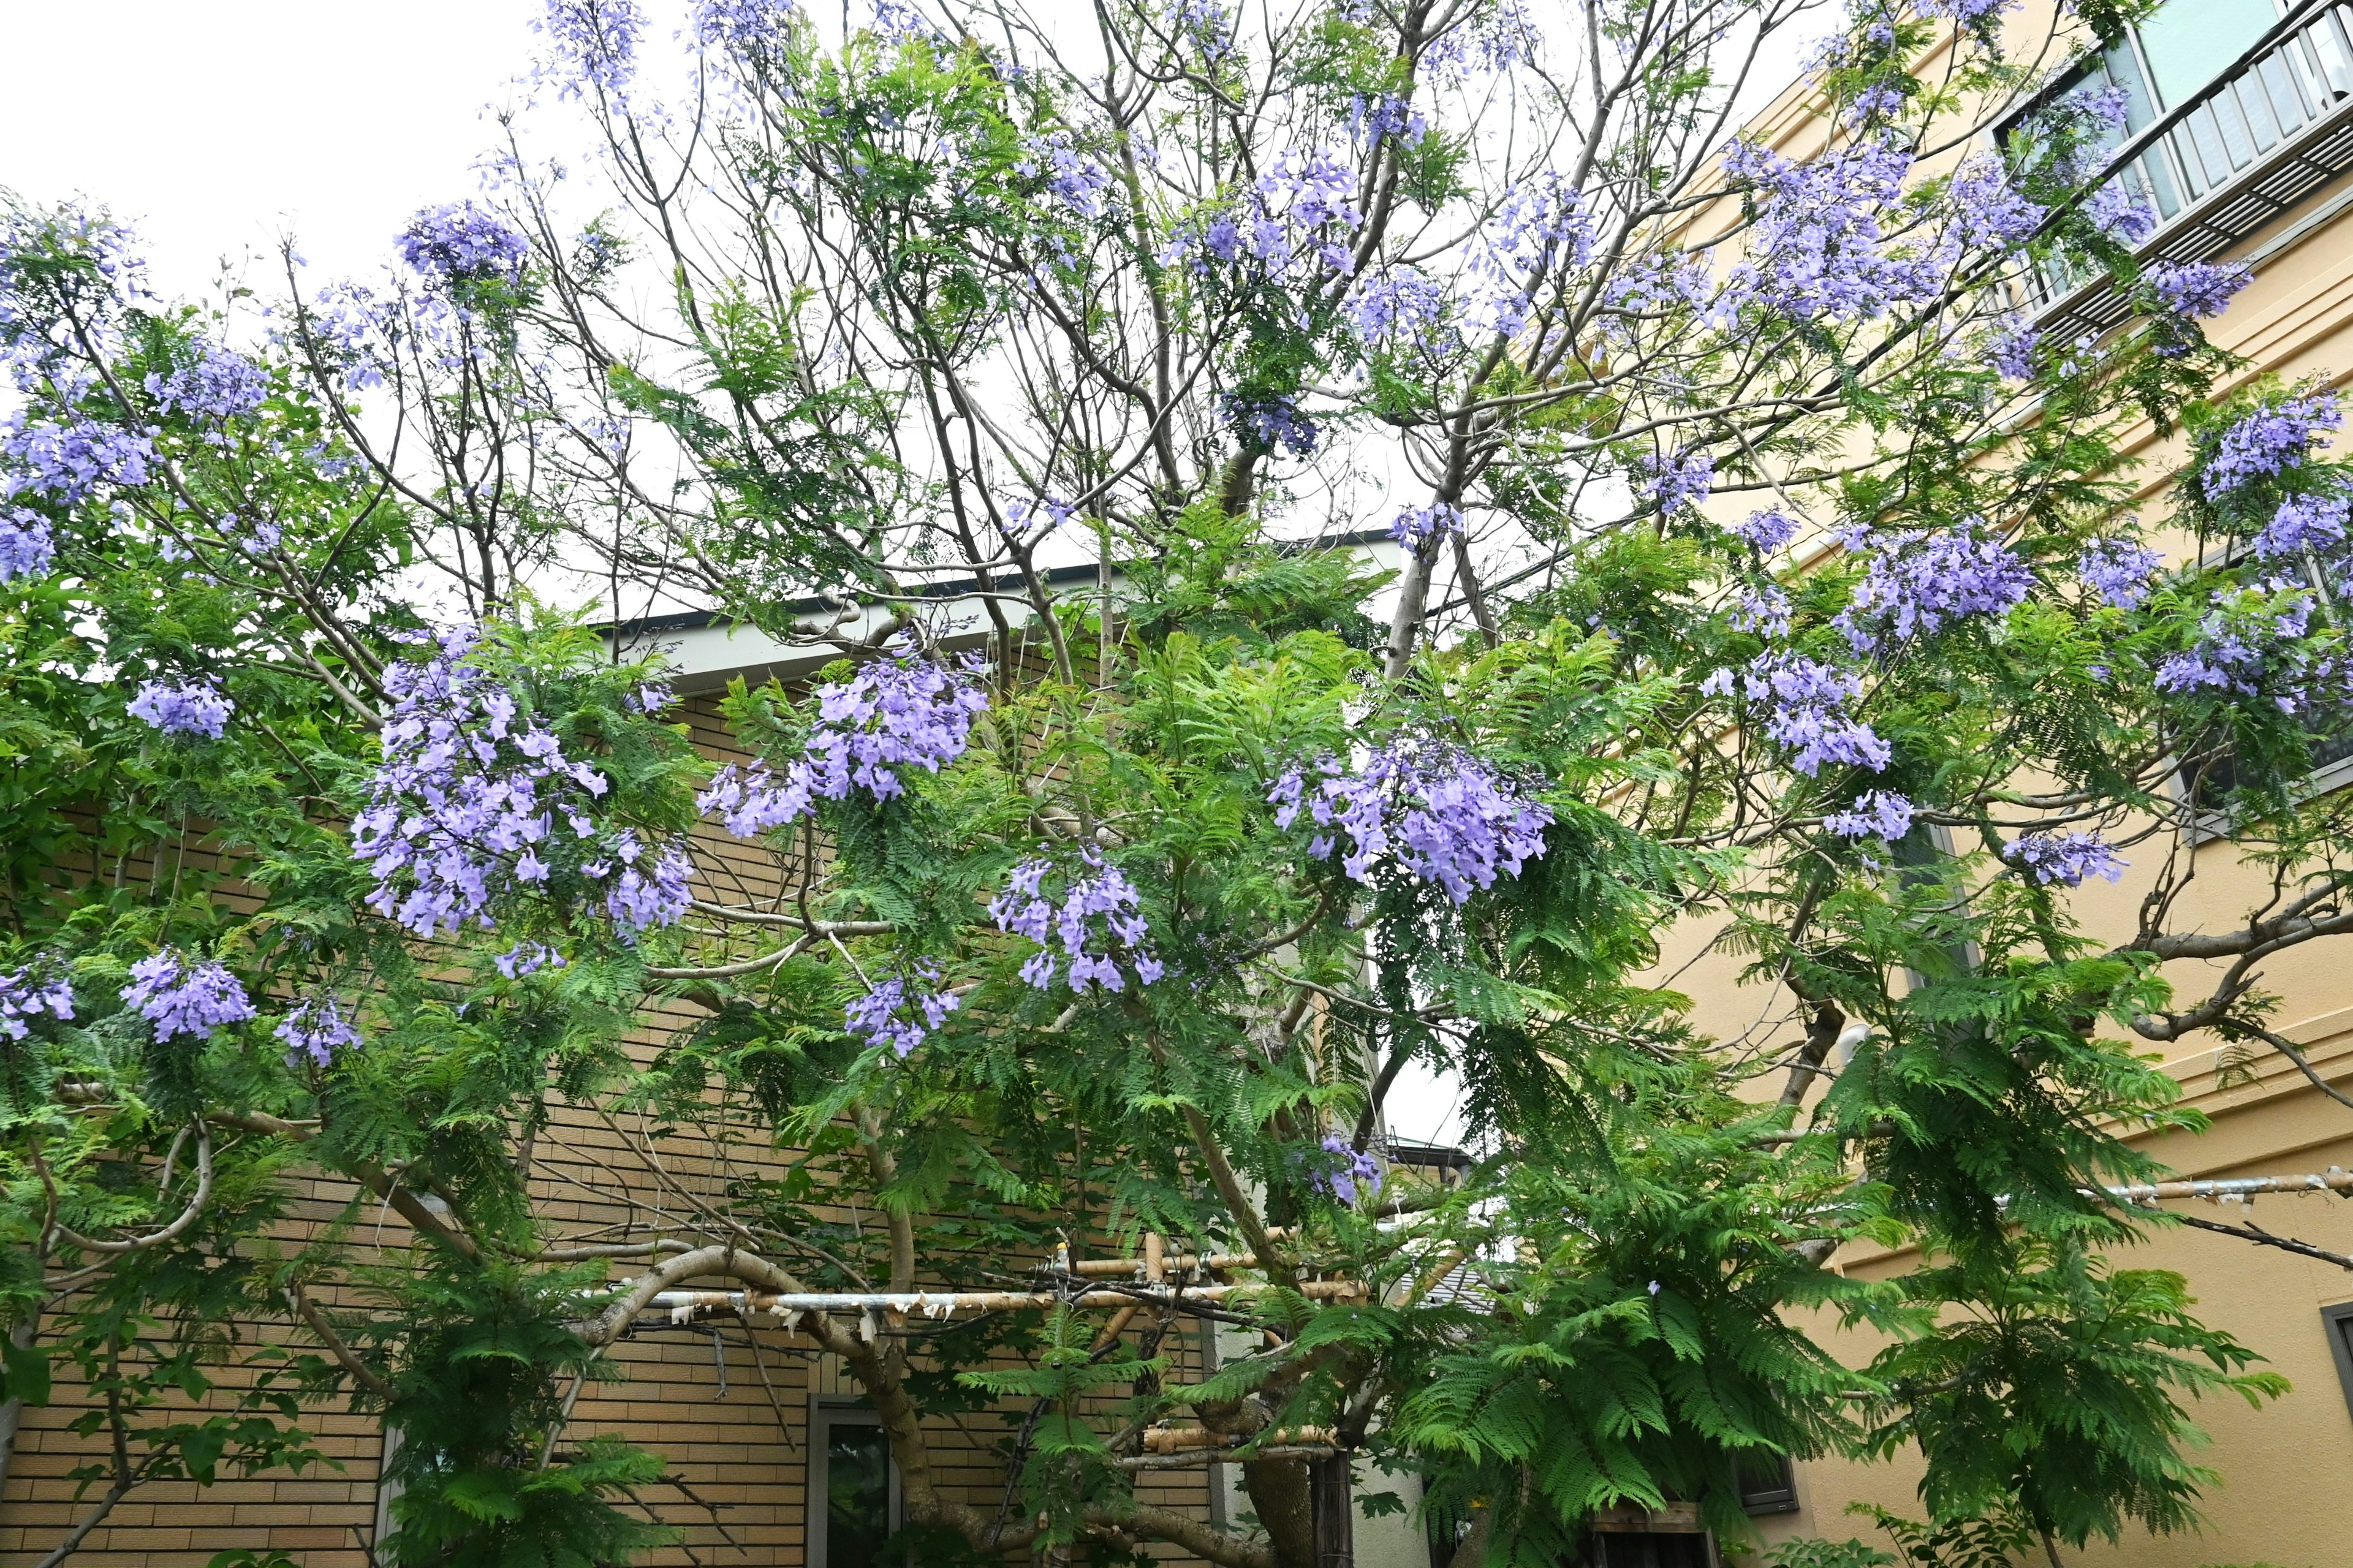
[{"left": 2001, "top": 0, "right": 2353, "bottom": 340}]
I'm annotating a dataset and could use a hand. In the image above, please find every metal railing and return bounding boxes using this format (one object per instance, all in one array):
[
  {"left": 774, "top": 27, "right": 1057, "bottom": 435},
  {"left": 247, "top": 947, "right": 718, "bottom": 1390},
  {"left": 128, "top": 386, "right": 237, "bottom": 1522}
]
[{"left": 2006, "top": 0, "right": 2353, "bottom": 319}]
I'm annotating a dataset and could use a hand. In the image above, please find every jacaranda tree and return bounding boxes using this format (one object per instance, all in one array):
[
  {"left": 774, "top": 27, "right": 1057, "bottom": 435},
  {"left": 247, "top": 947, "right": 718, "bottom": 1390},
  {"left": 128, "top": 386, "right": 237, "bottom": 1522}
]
[{"left": 1, "top": 0, "right": 2343, "bottom": 1564}]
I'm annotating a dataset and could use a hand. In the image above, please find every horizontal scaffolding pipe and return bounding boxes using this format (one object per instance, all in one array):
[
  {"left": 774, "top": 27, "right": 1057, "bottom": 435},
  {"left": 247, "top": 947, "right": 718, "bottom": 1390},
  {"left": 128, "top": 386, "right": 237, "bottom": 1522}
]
[
  {"left": 2102, "top": 1167, "right": 2352, "bottom": 1204},
  {"left": 645, "top": 1278, "right": 1365, "bottom": 1324}
]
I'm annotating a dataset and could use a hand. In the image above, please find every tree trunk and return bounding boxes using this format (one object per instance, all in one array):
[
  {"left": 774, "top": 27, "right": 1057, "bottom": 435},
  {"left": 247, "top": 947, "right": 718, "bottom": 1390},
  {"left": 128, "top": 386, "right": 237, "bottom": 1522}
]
[
  {"left": 1244, "top": 1456, "right": 1317, "bottom": 1568},
  {"left": 1311, "top": 1454, "right": 1353, "bottom": 1568},
  {"left": 0, "top": 1315, "right": 40, "bottom": 1497}
]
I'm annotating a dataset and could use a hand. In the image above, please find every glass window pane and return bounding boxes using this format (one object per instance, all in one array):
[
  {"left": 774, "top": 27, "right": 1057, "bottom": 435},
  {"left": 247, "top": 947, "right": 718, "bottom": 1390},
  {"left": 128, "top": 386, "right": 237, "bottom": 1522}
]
[
  {"left": 825, "top": 1423, "right": 892, "bottom": 1568},
  {"left": 2138, "top": 0, "right": 2281, "bottom": 108}
]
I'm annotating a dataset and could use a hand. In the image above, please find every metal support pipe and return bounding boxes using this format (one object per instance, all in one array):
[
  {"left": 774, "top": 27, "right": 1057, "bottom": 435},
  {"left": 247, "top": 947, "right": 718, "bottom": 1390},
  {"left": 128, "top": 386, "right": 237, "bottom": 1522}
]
[{"left": 644, "top": 1278, "right": 1366, "bottom": 1325}]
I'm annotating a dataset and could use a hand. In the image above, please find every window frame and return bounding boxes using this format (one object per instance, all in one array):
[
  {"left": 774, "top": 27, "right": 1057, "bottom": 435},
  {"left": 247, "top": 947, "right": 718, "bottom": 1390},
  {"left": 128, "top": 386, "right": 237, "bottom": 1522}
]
[
  {"left": 2323, "top": 1300, "right": 2353, "bottom": 1420},
  {"left": 1736, "top": 1452, "right": 1801, "bottom": 1517},
  {"left": 808, "top": 1398, "right": 903, "bottom": 1568}
]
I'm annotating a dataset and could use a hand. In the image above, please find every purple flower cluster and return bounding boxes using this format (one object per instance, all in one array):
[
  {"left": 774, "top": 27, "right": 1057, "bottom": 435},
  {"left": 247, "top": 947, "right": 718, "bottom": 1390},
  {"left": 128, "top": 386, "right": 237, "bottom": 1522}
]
[
  {"left": 2200, "top": 393, "right": 2341, "bottom": 500},
  {"left": 1729, "top": 583, "right": 1792, "bottom": 637},
  {"left": 1164, "top": 0, "right": 1229, "bottom": 58},
  {"left": 1315, "top": 1133, "right": 1382, "bottom": 1205},
  {"left": 0, "top": 968, "right": 73, "bottom": 1040},
  {"left": 1, "top": 412, "right": 154, "bottom": 506},
  {"left": 1835, "top": 520, "right": 2032, "bottom": 651},
  {"left": 1732, "top": 507, "right": 1802, "bottom": 553},
  {"left": 1824, "top": 789, "right": 1915, "bottom": 841},
  {"left": 146, "top": 344, "right": 268, "bottom": 422},
  {"left": 2154, "top": 586, "right": 2333, "bottom": 711},
  {"left": 1268, "top": 741, "right": 1553, "bottom": 904},
  {"left": 1920, "top": 0, "right": 2016, "bottom": 23},
  {"left": 2087, "top": 183, "right": 2156, "bottom": 246},
  {"left": 129, "top": 679, "right": 233, "bottom": 740},
  {"left": 1707, "top": 652, "right": 1890, "bottom": 777},
  {"left": 1640, "top": 448, "right": 1713, "bottom": 515},
  {"left": 398, "top": 203, "right": 530, "bottom": 290},
  {"left": 2146, "top": 259, "right": 2250, "bottom": 322},
  {"left": 2004, "top": 830, "right": 2126, "bottom": 887},
  {"left": 1984, "top": 314, "right": 2039, "bottom": 381},
  {"left": 537, "top": 0, "right": 643, "bottom": 102},
  {"left": 1948, "top": 154, "right": 2045, "bottom": 252},
  {"left": 699, "top": 654, "right": 988, "bottom": 834},
  {"left": 1223, "top": 392, "right": 1319, "bottom": 456},
  {"left": 844, "top": 965, "right": 959, "bottom": 1056},
  {"left": 2077, "top": 537, "right": 2163, "bottom": 608},
  {"left": 990, "top": 850, "right": 1162, "bottom": 991},
  {"left": 123, "top": 949, "right": 256, "bottom": 1042},
  {"left": 0, "top": 510, "right": 55, "bottom": 581},
  {"left": 1387, "top": 502, "right": 1463, "bottom": 555},
  {"left": 1164, "top": 150, "right": 1362, "bottom": 284},
  {"left": 496, "top": 941, "right": 567, "bottom": 979},
  {"left": 1347, "top": 267, "right": 1446, "bottom": 350},
  {"left": 2255, "top": 490, "right": 2351, "bottom": 560},
  {"left": 1718, "top": 138, "right": 1935, "bottom": 324},
  {"left": 276, "top": 994, "right": 362, "bottom": 1067},
  {"left": 1019, "top": 132, "right": 1115, "bottom": 222},
  {"left": 1348, "top": 93, "right": 1428, "bottom": 147},
  {"left": 1423, "top": 0, "right": 1539, "bottom": 78},
  {"left": 352, "top": 629, "right": 690, "bottom": 941},
  {"left": 1465, "top": 175, "right": 1591, "bottom": 338},
  {"left": 693, "top": 0, "right": 797, "bottom": 54}
]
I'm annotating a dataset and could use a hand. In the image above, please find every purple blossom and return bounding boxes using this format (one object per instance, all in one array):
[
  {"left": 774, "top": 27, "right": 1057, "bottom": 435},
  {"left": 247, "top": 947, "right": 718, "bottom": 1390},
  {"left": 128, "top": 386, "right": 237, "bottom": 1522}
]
[
  {"left": 1164, "top": 0, "right": 1229, "bottom": 57},
  {"left": 1422, "top": 0, "right": 1538, "bottom": 78},
  {"left": 1984, "top": 314, "right": 2039, "bottom": 380},
  {"left": 1729, "top": 583, "right": 1792, "bottom": 637},
  {"left": 1348, "top": 93, "right": 1428, "bottom": 147},
  {"left": 2078, "top": 537, "right": 2162, "bottom": 608},
  {"left": 1387, "top": 502, "right": 1463, "bottom": 555},
  {"left": 700, "top": 653, "right": 988, "bottom": 837},
  {"left": 2087, "top": 183, "right": 2156, "bottom": 246},
  {"left": 2004, "top": 830, "right": 2126, "bottom": 887},
  {"left": 1710, "top": 652, "right": 1891, "bottom": 777},
  {"left": 1732, "top": 508, "right": 1802, "bottom": 553},
  {"left": 1716, "top": 138, "right": 1936, "bottom": 324},
  {"left": 537, "top": 0, "right": 644, "bottom": 102},
  {"left": 1949, "top": 154, "right": 2045, "bottom": 251},
  {"left": 129, "top": 679, "right": 233, "bottom": 740},
  {"left": 351, "top": 629, "right": 694, "bottom": 942},
  {"left": 2256, "top": 490, "right": 2351, "bottom": 560},
  {"left": 2154, "top": 585, "right": 2340, "bottom": 711},
  {"left": 693, "top": 0, "right": 797, "bottom": 53},
  {"left": 0, "top": 509, "right": 55, "bottom": 581},
  {"left": 990, "top": 850, "right": 1161, "bottom": 992},
  {"left": 1019, "top": 132, "right": 1115, "bottom": 222},
  {"left": 1250, "top": 148, "right": 1363, "bottom": 274},
  {"left": 1314, "top": 1133, "right": 1382, "bottom": 1205},
  {"left": 1640, "top": 448, "right": 1713, "bottom": 515},
  {"left": 0, "top": 968, "right": 73, "bottom": 1040},
  {"left": 146, "top": 344, "right": 268, "bottom": 421},
  {"left": 1466, "top": 175, "right": 1591, "bottom": 337},
  {"left": 1835, "top": 520, "right": 2032, "bottom": 651},
  {"left": 1268, "top": 740, "right": 1553, "bottom": 904},
  {"left": 845, "top": 964, "right": 958, "bottom": 1056},
  {"left": 495, "top": 941, "right": 567, "bottom": 979},
  {"left": 398, "top": 203, "right": 530, "bottom": 289},
  {"left": 123, "top": 949, "right": 255, "bottom": 1042},
  {"left": 1223, "top": 392, "right": 1318, "bottom": 456},
  {"left": 1347, "top": 267, "right": 1447, "bottom": 349},
  {"left": 1, "top": 412, "right": 154, "bottom": 506},
  {"left": 276, "top": 994, "right": 362, "bottom": 1066},
  {"left": 2201, "top": 393, "right": 2340, "bottom": 499},
  {"left": 1824, "top": 790, "right": 1915, "bottom": 841},
  {"left": 1919, "top": 0, "right": 2016, "bottom": 23},
  {"left": 1844, "top": 82, "right": 1907, "bottom": 125},
  {"left": 2146, "top": 259, "right": 2251, "bottom": 321}
]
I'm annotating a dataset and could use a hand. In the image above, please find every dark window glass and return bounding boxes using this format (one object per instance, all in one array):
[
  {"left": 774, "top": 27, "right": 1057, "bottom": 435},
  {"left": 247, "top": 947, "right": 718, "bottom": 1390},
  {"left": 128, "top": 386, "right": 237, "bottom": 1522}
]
[
  {"left": 1737, "top": 1452, "right": 1800, "bottom": 1515},
  {"left": 2323, "top": 1301, "right": 2353, "bottom": 1420},
  {"left": 825, "top": 1422, "right": 892, "bottom": 1568}
]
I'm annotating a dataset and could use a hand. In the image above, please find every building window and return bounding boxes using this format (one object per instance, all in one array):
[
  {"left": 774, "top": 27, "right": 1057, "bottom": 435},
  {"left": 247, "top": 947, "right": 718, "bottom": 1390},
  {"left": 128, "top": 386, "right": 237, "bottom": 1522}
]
[
  {"left": 2324, "top": 1301, "right": 2353, "bottom": 1419},
  {"left": 809, "top": 1403, "right": 900, "bottom": 1568},
  {"left": 1999, "top": 0, "right": 2353, "bottom": 303},
  {"left": 1737, "top": 1453, "right": 1800, "bottom": 1516}
]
